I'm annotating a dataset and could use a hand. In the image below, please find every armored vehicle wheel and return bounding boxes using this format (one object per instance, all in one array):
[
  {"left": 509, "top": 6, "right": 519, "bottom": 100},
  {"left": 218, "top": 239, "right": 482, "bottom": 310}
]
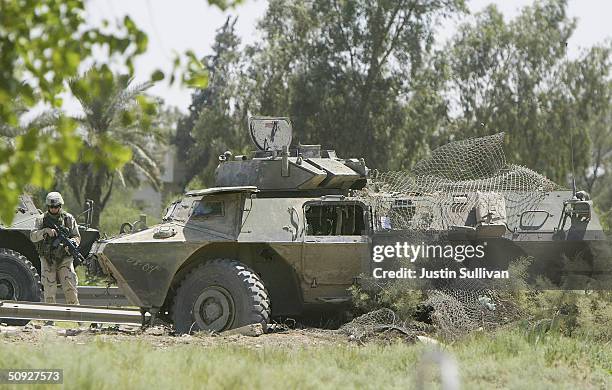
[
  {"left": 172, "top": 259, "right": 270, "bottom": 334},
  {"left": 0, "top": 248, "right": 42, "bottom": 326}
]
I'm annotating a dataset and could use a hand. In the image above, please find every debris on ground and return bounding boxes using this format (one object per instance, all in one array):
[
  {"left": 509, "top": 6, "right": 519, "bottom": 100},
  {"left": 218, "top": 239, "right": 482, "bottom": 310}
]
[
  {"left": 144, "top": 325, "right": 170, "bottom": 336},
  {"left": 58, "top": 328, "right": 84, "bottom": 337},
  {"left": 416, "top": 335, "right": 440, "bottom": 346},
  {"left": 0, "top": 325, "right": 20, "bottom": 337},
  {"left": 0, "top": 321, "right": 348, "bottom": 348},
  {"left": 221, "top": 323, "right": 264, "bottom": 337}
]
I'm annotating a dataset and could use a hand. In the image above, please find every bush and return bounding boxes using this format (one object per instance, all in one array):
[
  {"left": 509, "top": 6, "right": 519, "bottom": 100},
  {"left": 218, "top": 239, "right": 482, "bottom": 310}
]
[
  {"left": 518, "top": 290, "right": 612, "bottom": 342},
  {"left": 351, "top": 255, "right": 612, "bottom": 343},
  {"left": 98, "top": 188, "right": 160, "bottom": 237},
  {"left": 99, "top": 202, "right": 147, "bottom": 237},
  {"left": 349, "top": 282, "right": 425, "bottom": 321},
  {"left": 349, "top": 257, "right": 429, "bottom": 320}
]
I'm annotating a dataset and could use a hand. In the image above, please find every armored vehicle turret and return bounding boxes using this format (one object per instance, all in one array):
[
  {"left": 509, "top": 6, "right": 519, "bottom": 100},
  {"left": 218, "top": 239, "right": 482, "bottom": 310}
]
[{"left": 215, "top": 117, "right": 367, "bottom": 194}]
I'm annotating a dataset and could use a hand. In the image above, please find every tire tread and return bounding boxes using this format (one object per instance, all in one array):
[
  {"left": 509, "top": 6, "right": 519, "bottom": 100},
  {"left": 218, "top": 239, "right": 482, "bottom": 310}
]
[
  {"left": 0, "top": 248, "right": 42, "bottom": 326},
  {"left": 171, "top": 258, "right": 271, "bottom": 333}
]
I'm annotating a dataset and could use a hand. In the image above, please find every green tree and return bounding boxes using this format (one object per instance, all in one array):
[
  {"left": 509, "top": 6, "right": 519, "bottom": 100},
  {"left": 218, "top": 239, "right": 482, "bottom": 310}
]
[
  {"left": 442, "top": 0, "right": 610, "bottom": 185},
  {"left": 245, "top": 0, "right": 466, "bottom": 170},
  {"left": 0, "top": 0, "right": 148, "bottom": 224},
  {"left": 0, "top": 0, "right": 234, "bottom": 224},
  {"left": 175, "top": 17, "right": 251, "bottom": 188},
  {"left": 566, "top": 46, "right": 611, "bottom": 197},
  {"left": 65, "top": 66, "right": 162, "bottom": 227}
]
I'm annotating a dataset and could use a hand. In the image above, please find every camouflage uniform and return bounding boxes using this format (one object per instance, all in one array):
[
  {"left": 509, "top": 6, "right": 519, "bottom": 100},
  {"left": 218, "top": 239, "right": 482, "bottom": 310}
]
[{"left": 30, "top": 209, "right": 81, "bottom": 305}]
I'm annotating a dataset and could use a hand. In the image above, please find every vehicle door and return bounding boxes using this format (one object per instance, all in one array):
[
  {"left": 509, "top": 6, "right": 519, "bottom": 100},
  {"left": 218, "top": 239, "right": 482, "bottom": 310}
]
[{"left": 301, "top": 200, "right": 370, "bottom": 290}]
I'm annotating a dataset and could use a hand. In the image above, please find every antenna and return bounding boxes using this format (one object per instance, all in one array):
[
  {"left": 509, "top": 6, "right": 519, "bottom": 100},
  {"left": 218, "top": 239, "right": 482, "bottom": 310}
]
[
  {"left": 563, "top": 41, "right": 577, "bottom": 197},
  {"left": 570, "top": 129, "right": 577, "bottom": 197}
]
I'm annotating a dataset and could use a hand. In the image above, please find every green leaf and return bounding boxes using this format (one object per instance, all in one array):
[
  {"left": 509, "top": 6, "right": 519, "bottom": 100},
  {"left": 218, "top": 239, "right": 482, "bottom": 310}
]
[
  {"left": 151, "top": 69, "right": 165, "bottom": 82},
  {"left": 185, "top": 74, "right": 209, "bottom": 89}
]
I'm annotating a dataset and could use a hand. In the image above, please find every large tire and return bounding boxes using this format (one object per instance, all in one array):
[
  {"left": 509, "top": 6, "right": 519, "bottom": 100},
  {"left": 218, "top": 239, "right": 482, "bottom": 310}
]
[
  {"left": 0, "top": 248, "right": 42, "bottom": 326},
  {"left": 171, "top": 259, "right": 271, "bottom": 334}
]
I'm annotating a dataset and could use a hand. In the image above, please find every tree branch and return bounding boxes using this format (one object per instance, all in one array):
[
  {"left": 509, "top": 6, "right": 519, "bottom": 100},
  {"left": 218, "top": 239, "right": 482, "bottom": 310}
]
[
  {"left": 100, "top": 173, "right": 115, "bottom": 210},
  {"left": 333, "top": 0, "right": 355, "bottom": 72},
  {"left": 379, "top": 6, "right": 413, "bottom": 70},
  {"left": 586, "top": 146, "right": 603, "bottom": 193}
]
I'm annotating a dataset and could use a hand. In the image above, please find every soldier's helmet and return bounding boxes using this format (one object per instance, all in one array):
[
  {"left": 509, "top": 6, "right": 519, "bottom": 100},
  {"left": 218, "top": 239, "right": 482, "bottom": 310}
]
[{"left": 45, "top": 191, "right": 64, "bottom": 207}]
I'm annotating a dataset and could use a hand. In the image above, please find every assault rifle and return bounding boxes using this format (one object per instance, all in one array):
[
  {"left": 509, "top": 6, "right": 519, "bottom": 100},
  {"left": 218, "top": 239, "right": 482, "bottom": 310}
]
[{"left": 43, "top": 219, "right": 86, "bottom": 266}]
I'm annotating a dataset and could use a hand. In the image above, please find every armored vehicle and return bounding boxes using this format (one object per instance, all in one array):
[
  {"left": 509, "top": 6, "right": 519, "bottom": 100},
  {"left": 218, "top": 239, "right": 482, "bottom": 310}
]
[
  {"left": 91, "top": 118, "right": 608, "bottom": 334},
  {"left": 0, "top": 195, "right": 100, "bottom": 324}
]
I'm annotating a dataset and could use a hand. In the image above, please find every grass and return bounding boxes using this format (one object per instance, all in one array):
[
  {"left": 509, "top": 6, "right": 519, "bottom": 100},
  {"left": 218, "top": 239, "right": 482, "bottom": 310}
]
[{"left": 1, "top": 329, "right": 610, "bottom": 389}]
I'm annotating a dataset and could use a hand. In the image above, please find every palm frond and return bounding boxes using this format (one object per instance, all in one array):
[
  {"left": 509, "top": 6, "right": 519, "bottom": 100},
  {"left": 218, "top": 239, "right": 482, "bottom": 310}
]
[
  {"left": 126, "top": 141, "right": 162, "bottom": 188},
  {"left": 104, "top": 81, "right": 152, "bottom": 123},
  {"left": 0, "top": 123, "right": 23, "bottom": 138},
  {"left": 115, "top": 168, "right": 127, "bottom": 187},
  {"left": 128, "top": 161, "right": 162, "bottom": 190},
  {"left": 26, "top": 110, "right": 62, "bottom": 136}
]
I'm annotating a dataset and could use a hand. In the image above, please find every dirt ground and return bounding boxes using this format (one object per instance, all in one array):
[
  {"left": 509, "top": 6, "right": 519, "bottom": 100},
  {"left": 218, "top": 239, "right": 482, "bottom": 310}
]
[
  {"left": 3, "top": 321, "right": 608, "bottom": 389},
  {"left": 0, "top": 321, "right": 355, "bottom": 349}
]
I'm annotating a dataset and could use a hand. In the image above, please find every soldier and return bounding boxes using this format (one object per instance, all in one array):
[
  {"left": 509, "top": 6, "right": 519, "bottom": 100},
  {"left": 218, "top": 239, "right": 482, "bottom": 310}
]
[{"left": 30, "top": 191, "right": 80, "bottom": 305}]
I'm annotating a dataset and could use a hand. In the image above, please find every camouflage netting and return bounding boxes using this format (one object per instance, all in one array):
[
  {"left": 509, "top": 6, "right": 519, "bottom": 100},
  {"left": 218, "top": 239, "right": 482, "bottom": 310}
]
[
  {"left": 363, "top": 132, "right": 563, "bottom": 232},
  {"left": 341, "top": 287, "right": 523, "bottom": 342},
  {"left": 340, "top": 308, "right": 430, "bottom": 341},
  {"left": 344, "top": 133, "right": 559, "bottom": 341}
]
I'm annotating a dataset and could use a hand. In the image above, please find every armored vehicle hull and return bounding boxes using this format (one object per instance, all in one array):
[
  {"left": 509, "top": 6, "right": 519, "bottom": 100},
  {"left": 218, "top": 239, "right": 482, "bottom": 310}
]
[{"left": 92, "top": 187, "right": 607, "bottom": 333}]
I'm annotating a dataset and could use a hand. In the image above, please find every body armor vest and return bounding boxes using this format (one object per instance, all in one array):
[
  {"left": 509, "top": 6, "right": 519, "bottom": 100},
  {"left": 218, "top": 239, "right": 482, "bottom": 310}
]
[{"left": 38, "top": 211, "right": 70, "bottom": 262}]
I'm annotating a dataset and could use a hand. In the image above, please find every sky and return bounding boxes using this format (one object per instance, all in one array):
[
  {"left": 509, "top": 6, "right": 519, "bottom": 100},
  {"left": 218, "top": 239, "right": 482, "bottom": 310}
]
[{"left": 78, "top": 0, "right": 612, "bottom": 114}]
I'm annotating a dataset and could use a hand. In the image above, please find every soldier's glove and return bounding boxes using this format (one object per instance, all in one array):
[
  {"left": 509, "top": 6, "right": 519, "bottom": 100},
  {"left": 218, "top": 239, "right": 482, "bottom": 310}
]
[{"left": 44, "top": 228, "right": 58, "bottom": 237}]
